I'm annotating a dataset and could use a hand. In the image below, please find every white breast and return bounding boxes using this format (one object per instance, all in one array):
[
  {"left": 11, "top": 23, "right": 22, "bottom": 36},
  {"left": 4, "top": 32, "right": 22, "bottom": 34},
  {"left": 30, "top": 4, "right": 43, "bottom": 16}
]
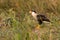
[{"left": 31, "top": 12, "right": 37, "bottom": 20}]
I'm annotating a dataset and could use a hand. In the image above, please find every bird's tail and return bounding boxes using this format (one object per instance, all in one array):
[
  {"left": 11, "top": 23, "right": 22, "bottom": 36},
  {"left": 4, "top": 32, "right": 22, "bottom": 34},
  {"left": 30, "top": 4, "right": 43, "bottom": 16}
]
[{"left": 46, "top": 19, "right": 50, "bottom": 22}]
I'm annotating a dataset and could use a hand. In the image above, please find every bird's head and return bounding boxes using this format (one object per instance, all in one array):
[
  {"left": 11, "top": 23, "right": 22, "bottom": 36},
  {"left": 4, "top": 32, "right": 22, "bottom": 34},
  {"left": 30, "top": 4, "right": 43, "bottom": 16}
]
[{"left": 29, "top": 10, "right": 36, "bottom": 14}]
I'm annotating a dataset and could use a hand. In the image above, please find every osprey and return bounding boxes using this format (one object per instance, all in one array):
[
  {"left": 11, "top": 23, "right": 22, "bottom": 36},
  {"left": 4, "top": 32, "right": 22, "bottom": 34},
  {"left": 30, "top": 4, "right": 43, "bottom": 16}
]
[{"left": 29, "top": 10, "right": 50, "bottom": 29}]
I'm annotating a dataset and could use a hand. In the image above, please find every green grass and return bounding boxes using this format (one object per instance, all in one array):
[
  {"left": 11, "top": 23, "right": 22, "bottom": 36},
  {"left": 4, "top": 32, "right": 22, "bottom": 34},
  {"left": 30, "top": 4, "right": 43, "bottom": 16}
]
[{"left": 0, "top": 0, "right": 60, "bottom": 40}]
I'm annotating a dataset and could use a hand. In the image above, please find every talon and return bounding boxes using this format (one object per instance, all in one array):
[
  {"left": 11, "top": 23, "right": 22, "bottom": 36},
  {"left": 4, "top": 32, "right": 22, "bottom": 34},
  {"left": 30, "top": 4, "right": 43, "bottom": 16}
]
[{"left": 35, "top": 25, "right": 40, "bottom": 30}]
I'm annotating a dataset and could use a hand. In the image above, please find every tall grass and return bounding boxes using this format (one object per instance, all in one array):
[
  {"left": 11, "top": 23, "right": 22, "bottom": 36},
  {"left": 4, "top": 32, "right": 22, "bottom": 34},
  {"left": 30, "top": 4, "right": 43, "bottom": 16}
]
[{"left": 0, "top": 0, "right": 60, "bottom": 40}]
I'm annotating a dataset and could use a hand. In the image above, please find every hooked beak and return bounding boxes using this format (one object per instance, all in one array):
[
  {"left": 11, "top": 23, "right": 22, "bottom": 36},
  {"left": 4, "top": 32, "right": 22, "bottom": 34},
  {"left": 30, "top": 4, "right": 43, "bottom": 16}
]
[{"left": 29, "top": 11, "right": 32, "bottom": 14}]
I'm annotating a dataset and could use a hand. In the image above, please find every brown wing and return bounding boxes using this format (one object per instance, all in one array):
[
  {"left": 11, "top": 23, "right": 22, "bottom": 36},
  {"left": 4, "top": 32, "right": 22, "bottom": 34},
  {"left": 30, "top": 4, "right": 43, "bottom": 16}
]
[{"left": 37, "top": 14, "right": 50, "bottom": 22}]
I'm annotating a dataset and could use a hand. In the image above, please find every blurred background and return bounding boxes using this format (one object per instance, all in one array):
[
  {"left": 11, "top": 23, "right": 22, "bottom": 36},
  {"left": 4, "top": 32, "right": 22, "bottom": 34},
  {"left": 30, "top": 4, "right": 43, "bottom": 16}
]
[{"left": 0, "top": 0, "right": 60, "bottom": 40}]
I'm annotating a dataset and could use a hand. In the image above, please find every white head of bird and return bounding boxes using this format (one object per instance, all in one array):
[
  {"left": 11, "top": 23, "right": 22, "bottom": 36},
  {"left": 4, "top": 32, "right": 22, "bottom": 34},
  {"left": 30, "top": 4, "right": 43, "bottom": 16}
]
[{"left": 29, "top": 10, "right": 37, "bottom": 20}]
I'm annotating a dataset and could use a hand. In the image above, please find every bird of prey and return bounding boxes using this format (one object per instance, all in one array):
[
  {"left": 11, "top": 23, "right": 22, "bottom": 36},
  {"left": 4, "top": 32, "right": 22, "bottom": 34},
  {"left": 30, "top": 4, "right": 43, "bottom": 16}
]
[{"left": 29, "top": 10, "right": 50, "bottom": 29}]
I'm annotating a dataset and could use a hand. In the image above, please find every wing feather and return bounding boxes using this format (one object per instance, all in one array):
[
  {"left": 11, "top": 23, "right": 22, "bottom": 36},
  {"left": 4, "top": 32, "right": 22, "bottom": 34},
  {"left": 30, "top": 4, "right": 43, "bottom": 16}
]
[{"left": 37, "top": 14, "right": 50, "bottom": 22}]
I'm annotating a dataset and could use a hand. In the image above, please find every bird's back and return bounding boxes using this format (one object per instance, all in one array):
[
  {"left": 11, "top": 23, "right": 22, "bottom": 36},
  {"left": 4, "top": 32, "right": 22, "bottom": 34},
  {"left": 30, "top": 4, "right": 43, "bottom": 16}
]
[{"left": 36, "top": 14, "right": 50, "bottom": 24}]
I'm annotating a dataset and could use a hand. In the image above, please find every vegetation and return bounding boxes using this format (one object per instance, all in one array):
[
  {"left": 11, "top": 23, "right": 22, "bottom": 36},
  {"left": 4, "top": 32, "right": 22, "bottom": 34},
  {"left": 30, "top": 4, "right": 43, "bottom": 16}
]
[{"left": 0, "top": 0, "right": 60, "bottom": 40}]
